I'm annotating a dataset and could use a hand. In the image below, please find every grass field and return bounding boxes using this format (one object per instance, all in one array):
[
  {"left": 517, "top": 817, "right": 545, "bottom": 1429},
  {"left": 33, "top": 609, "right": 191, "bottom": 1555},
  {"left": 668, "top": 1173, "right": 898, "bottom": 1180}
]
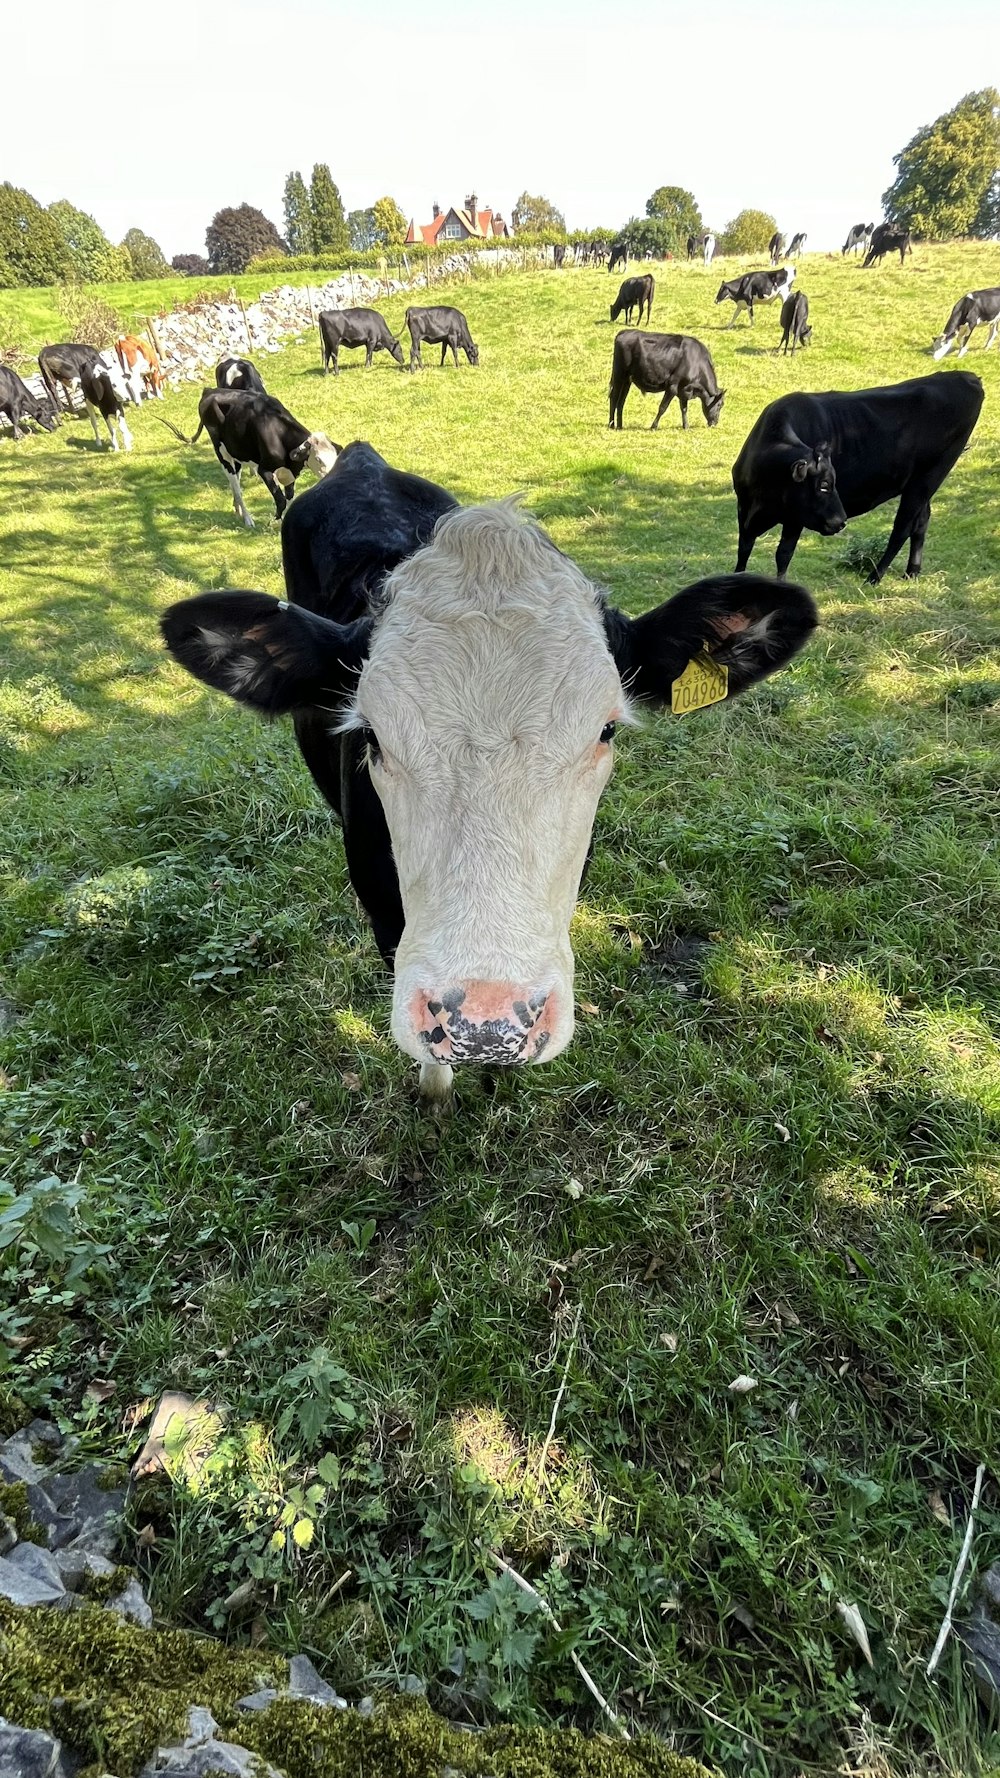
[{"left": 2, "top": 243, "right": 1000, "bottom": 1778}]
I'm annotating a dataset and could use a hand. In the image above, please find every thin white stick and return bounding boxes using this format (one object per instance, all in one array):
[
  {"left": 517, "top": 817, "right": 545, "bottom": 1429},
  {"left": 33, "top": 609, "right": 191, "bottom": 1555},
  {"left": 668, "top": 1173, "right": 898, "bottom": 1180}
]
[
  {"left": 482, "top": 1544, "right": 630, "bottom": 1740},
  {"left": 927, "top": 1463, "right": 985, "bottom": 1677},
  {"left": 538, "top": 1305, "right": 582, "bottom": 1487}
]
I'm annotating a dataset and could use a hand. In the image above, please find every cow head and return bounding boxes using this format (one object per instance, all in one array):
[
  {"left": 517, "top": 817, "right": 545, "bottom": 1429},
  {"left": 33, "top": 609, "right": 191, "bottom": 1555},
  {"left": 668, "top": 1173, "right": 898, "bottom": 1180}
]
[
  {"left": 715, "top": 283, "right": 732, "bottom": 304},
  {"left": 702, "top": 389, "right": 726, "bottom": 427},
  {"left": 161, "top": 506, "right": 816, "bottom": 1083},
  {"left": 289, "top": 433, "right": 341, "bottom": 477},
  {"left": 786, "top": 442, "right": 845, "bottom": 534},
  {"left": 466, "top": 341, "right": 481, "bottom": 367},
  {"left": 389, "top": 337, "right": 406, "bottom": 367},
  {"left": 31, "top": 393, "right": 58, "bottom": 432}
]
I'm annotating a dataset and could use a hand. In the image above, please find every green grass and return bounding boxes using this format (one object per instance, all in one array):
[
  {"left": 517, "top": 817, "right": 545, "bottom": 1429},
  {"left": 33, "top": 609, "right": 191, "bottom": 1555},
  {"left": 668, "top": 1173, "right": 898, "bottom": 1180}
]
[{"left": 2, "top": 242, "right": 1000, "bottom": 1778}]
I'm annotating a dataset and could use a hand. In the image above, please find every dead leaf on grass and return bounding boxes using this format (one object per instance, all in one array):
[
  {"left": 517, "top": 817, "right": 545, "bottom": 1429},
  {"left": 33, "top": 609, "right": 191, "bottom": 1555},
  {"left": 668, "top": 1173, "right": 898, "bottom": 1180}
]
[
  {"left": 836, "top": 1599, "right": 874, "bottom": 1666},
  {"left": 774, "top": 1122, "right": 792, "bottom": 1143},
  {"left": 928, "top": 1489, "right": 951, "bottom": 1527},
  {"left": 577, "top": 1000, "right": 601, "bottom": 1018},
  {"left": 659, "top": 1332, "right": 679, "bottom": 1353},
  {"left": 341, "top": 1071, "right": 362, "bottom": 1091},
  {"left": 728, "top": 1375, "right": 758, "bottom": 1395},
  {"left": 85, "top": 1378, "right": 117, "bottom": 1404}
]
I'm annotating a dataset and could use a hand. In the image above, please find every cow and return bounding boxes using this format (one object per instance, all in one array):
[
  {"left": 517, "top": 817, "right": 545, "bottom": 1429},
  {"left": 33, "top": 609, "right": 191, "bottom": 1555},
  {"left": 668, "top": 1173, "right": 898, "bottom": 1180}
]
[
  {"left": 115, "top": 334, "right": 164, "bottom": 402},
  {"left": 931, "top": 288, "right": 1000, "bottom": 359},
  {"left": 79, "top": 359, "right": 134, "bottom": 452},
  {"left": 609, "top": 331, "right": 725, "bottom": 431},
  {"left": 863, "top": 224, "right": 911, "bottom": 267},
  {"left": 715, "top": 267, "right": 794, "bottom": 327},
  {"left": 216, "top": 356, "right": 267, "bottom": 393},
  {"left": 686, "top": 235, "right": 698, "bottom": 260},
  {"left": 405, "top": 305, "right": 479, "bottom": 370},
  {"left": 186, "top": 389, "right": 339, "bottom": 526},
  {"left": 38, "top": 342, "right": 102, "bottom": 417},
  {"left": 732, "top": 372, "right": 983, "bottom": 583},
  {"left": 842, "top": 223, "right": 874, "bottom": 256},
  {"left": 608, "top": 238, "right": 629, "bottom": 273},
  {"left": 610, "top": 275, "right": 654, "bottom": 326},
  {"left": 777, "top": 290, "right": 811, "bottom": 355},
  {"left": 769, "top": 231, "right": 786, "bottom": 265},
  {"left": 319, "top": 308, "right": 405, "bottom": 375},
  {"left": 787, "top": 232, "right": 807, "bottom": 256},
  {"left": 553, "top": 245, "right": 567, "bottom": 268},
  {"left": 160, "top": 441, "right": 817, "bottom": 1101},
  {"left": 0, "top": 366, "right": 57, "bottom": 438},
  {"left": 702, "top": 232, "right": 716, "bottom": 266}
]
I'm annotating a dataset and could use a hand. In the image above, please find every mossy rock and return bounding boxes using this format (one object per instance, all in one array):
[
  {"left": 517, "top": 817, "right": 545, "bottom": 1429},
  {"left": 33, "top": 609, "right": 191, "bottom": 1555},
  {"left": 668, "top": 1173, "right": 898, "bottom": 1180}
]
[
  {"left": 0, "top": 1386, "right": 31, "bottom": 1437},
  {"left": 0, "top": 1481, "right": 45, "bottom": 1544}
]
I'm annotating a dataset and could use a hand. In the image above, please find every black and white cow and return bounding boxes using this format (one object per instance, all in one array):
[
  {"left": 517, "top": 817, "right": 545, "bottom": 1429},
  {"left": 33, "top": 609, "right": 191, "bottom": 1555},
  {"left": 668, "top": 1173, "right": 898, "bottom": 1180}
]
[
  {"left": 732, "top": 372, "right": 983, "bottom": 582},
  {"left": 701, "top": 232, "right": 716, "bottom": 265},
  {"left": 216, "top": 357, "right": 267, "bottom": 393},
  {"left": 161, "top": 441, "right": 817, "bottom": 1100},
  {"left": 38, "top": 342, "right": 102, "bottom": 417},
  {"left": 863, "top": 224, "right": 911, "bottom": 267},
  {"left": 405, "top": 306, "right": 479, "bottom": 369},
  {"left": 787, "top": 232, "right": 807, "bottom": 256},
  {"left": 319, "top": 308, "right": 405, "bottom": 375},
  {"left": 608, "top": 237, "right": 629, "bottom": 272},
  {"left": 842, "top": 223, "right": 874, "bottom": 256},
  {"left": 79, "top": 359, "right": 133, "bottom": 452},
  {"left": 609, "top": 331, "right": 725, "bottom": 430},
  {"left": 0, "top": 367, "right": 57, "bottom": 437},
  {"left": 931, "top": 288, "right": 1000, "bottom": 359},
  {"left": 610, "top": 275, "right": 654, "bottom": 325},
  {"left": 715, "top": 267, "right": 793, "bottom": 326},
  {"left": 768, "top": 231, "right": 785, "bottom": 264},
  {"left": 189, "top": 389, "right": 339, "bottom": 525},
  {"left": 777, "top": 290, "right": 811, "bottom": 354}
]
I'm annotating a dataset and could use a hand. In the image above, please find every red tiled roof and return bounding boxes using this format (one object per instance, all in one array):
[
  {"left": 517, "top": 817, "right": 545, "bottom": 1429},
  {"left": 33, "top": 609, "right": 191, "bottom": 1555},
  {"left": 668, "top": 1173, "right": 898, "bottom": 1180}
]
[{"left": 405, "top": 203, "right": 511, "bottom": 245}]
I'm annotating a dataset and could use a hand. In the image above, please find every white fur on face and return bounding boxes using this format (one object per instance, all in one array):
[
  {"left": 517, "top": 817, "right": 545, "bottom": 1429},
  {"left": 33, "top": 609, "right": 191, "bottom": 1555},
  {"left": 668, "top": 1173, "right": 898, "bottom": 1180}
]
[
  {"left": 307, "top": 434, "right": 339, "bottom": 477},
  {"left": 344, "top": 503, "right": 629, "bottom": 1066}
]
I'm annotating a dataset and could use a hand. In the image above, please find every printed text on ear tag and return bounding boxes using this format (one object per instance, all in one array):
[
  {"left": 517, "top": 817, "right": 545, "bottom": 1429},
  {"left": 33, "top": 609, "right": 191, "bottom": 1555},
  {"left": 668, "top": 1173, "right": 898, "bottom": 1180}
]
[{"left": 671, "top": 651, "right": 729, "bottom": 715}]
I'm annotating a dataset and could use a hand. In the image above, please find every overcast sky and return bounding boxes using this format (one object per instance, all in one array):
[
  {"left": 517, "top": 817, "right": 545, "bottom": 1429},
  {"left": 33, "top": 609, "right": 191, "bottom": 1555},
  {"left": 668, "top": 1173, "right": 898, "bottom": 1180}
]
[{"left": 7, "top": 0, "right": 1000, "bottom": 259}]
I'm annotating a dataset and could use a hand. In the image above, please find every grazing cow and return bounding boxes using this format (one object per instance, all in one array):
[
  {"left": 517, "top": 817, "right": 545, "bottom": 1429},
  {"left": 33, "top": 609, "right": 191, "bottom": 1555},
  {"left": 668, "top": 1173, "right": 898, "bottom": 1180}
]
[
  {"left": 769, "top": 231, "right": 786, "bottom": 265},
  {"left": 609, "top": 331, "right": 725, "bottom": 430},
  {"left": 188, "top": 389, "right": 339, "bottom": 525},
  {"left": 553, "top": 245, "right": 567, "bottom": 268},
  {"left": 610, "top": 275, "right": 655, "bottom": 325},
  {"left": 787, "top": 232, "right": 807, "bottom": 256},
  {"left": 686, "top": 234, "right": 698, "bottom": 260},
  {"left": 38, "top": 342, "right": 102, "bottom": 417},
  {"left": 319, "top": 308, "right": 405, "bottom": 375},
  {"left": 79, "top": 359, "right": 134, "bottom": 452},
  {"left": 732, "top": 372, "right": 983, "bottom": 582},
  {"left": 0, "top": 366, "right": 57, "bottom": 437},
  {"left": 115, "top": 334, "right": 164, "bottom": 402},
  {"left": 777, "top": 290, "right": 811, "bottom": 354},
  {"left": 216, "top": 356, "right": 267, "bottom": 393},
  {"left": 702, "top": 232, "right": 716, "bottom": 265},
  {"left": 716, "top": 267, "right": 793, "bottom": 326},
  {"left": 160, "top": 441, "right": 817, "bottom": 1100},
  {"left": 863, "top": 223, "right": 911, "bottom": 267},
  {"left": 931, "top": 288, "right": 1000, "bottom": 359},
  {"left": 842, "top": 223, "right": 874, "bottom": 256},
  {"left": 608, "top": 238, "right": 629, "bottom": 272},
  {"left": 405, "top": 305, "right": 479, "bottom": 369}
]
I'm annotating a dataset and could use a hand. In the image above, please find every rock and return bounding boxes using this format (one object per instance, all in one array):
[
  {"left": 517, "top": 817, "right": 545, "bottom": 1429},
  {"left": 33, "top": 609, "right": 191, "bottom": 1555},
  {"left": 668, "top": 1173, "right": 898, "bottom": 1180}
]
[
  {"left": 0, "top": 1517, "right": 15, "bottom": 1557},
  {"left": 0, "top": 1551, "right": 65, "bottom": 1606},
  {"left": 107, "top": 1575, "right": 153, "bottom": 1628},
  {"left": 131, "top": 1393, "right": 224, "bottom": 1483},
  {"left": 958, "top": 1609, "right": 1000, "bottom": 1703},
  {"left": 53, "top": 1548, "right": 116, "bottom": 1589},
  {"left": 0, "top": 1444, "right": 45, "bottom": 1486},
  {"left": 287, "top": 1653, "right": 346, "bottom": 1708},
  {"left": 980, "top": 1562, "right": 1000, "bottom": 1616},
  {"left": 44, "top": 1464, "right": 125, "bottom": 1557},
  {"left": 0, "top": 1722, "right": 77, "bottom": 1778},
  {"left": 139, "top": 1706, "right": 283, "bottom": 1777},
  {"left": 234, "top": 1690, "right": 279, "bottom": 1713},
  {"left": 5, "top": 1542, "right": 66, "bottom": 1595},
  {"left": 14, "top": 1482, "right": 78, "bottom": 1550}
]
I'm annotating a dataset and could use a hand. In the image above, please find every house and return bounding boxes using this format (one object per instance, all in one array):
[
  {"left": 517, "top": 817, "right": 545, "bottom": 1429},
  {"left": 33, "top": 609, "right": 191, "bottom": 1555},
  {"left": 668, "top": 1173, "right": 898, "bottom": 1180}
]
[{"left": 405, "top": 193, "right": 512, "bottom": 246}]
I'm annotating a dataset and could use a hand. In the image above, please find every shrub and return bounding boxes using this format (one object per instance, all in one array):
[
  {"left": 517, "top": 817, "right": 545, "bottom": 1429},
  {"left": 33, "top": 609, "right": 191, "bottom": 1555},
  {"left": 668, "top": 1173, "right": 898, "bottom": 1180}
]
[
  {"left": 719, "top": 208, "right": 779, "bottom": 254},
  {"left": 54, "top": 285, "right": 122, "bottom": 348}
]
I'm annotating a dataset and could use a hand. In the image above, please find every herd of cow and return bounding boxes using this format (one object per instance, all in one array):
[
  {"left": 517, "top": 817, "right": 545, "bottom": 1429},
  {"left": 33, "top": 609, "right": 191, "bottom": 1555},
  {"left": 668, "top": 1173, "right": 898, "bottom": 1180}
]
[{"left": 2, "top": 246, "right": 996, "bottom": 1099}]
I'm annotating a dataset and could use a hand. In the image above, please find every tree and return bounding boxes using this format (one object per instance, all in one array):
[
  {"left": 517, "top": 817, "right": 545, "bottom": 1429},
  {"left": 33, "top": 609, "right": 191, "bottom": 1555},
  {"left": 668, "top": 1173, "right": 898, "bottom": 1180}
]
[
  {"left": 372, "top": 195, "right": 407, "bottom": 246},
  {"left": 512, "top": 192, "right": 566, "bottom": 233},
  {"left": 645, "top": 185, "right": 703, "bottom": 249},
  {"left": 972, "top": 175, "right": 1000, "bottom": 238},
  {"left": 172, "top": 253, "right": 211, "bottom": 276},
  {"left": 348, "top": 208, "right": 377, "bottom": 251},
  {"left": 617, "top": 216, "right": 678, "bottom": 258},
  {"left": 719, "top": 208, "right": 778, "bottom": 254},
  {"left": 205, "top": 204, "right": 286, "bottom": 273},
  {"left": 48, "top": 200, "right": 130, "bottom": 282},
  {"left": 882, "top": 89, "right": 1000, "bottom": 237},
  {"left": 283, "top": 171, "right": 313, "bottom": 255},
  {"left": 310, "top": 165, "right": 349, "bottom": 253},
  {"left": 0, "top": 184, "right": 72, "bottom": 286},
  {"left": 122, "top": 227, "right": 169, "bottom": 279}
]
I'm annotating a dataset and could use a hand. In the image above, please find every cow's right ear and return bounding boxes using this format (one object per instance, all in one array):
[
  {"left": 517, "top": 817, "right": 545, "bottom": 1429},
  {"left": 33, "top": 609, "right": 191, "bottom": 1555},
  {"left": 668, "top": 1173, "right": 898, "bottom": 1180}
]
[
  {"left": 791, "top": 459, "right": 810, "bottom": 482},
  {"left": 160, "top": 590, "right": 371, "bottom": 715},
  {"left": 604, "top": 573, "right": 817, "bottom": 706}
]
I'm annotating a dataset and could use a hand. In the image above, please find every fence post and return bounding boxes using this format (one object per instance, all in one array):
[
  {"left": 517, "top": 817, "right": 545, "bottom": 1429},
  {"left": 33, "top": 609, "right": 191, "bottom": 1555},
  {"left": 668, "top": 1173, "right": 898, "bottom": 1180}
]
[
  {"left": 237, "top": 294, "right": 252, "bottom": 350},
  {"left": 143, "top": 315, "right": 164, "bottom": 362}
]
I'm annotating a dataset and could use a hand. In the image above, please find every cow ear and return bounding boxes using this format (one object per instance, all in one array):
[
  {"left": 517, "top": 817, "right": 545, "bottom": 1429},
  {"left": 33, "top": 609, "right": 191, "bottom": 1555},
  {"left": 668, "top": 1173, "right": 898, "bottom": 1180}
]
[
  {"left": 160, "top": 590, "right": 370, "bottom": 714},
  {"left": 604, "top": 573, "right": 817, "bottom": 707},
  {"left": 791, "top": 458, "right": 810, "bottom": 482}
]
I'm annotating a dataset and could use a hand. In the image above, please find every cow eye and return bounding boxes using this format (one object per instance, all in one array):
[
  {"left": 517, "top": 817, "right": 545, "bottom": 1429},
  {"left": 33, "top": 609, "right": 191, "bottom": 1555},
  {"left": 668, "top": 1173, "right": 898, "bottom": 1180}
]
[
  {"left": 599, "top": 721, "right": 617, "bottom": 745},
  {"left": 361, "top": 725, "right": 381, "bottom": 763}
]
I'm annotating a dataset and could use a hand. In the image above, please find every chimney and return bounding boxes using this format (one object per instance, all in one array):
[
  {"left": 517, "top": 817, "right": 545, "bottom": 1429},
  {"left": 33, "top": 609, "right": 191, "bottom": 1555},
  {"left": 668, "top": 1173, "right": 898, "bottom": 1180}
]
[
  {"left": 466, "top": 191, "right": 478, "bottom": 219},
  {"left": 432, "top": 202, "right": 440, "bottom": 220}
]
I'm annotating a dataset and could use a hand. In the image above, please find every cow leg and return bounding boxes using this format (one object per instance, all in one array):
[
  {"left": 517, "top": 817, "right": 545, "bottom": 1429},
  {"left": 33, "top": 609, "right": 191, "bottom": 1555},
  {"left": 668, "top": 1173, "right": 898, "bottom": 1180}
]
[
  {"left": 260, "top": 469, "right": 290, "bottom": 522},
  {"left": 679, "top": 396, "right": 689, "bottom": 430},
  {"left": 220, "top": 450, "right": 253, "bottom": 527},
  {"left": 984, "top": 319, "right": 999, "bottom": 350},
  {"left": 957, "top": 326, "right": 974, "bottom": 357},
  {"left": 726, "top": 301, "right": 746, "bottom": 330},
  {"left": 117, "top": 411, "right": 134, "bottom": 452},
  {"left": 903, "top": 502, "right": 932, "bottom": 577},
  {"left": 869, "top": 493, "right": 925, "bottom": 583},
  {"left": 410, "top": 341, "right": 421, "bottom": 370},
  {"left": 735, "top": 518, "right": 760, "bottom": 572},
  {"left": 365, "top": 346, "right": 374, "bottom": 368},
  {"left": 650, "top": 392, "right": 673, "bottom": 430},
  {"left": 774, "top": 522, "right": 803, "bottom": 579},
  {"left": 84, "top": 401, "right": 103, "bottom": 447}
]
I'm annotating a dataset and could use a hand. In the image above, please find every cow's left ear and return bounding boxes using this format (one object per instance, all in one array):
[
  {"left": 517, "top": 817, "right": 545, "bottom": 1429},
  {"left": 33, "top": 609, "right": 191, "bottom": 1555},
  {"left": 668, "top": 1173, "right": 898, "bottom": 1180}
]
[
  {"left": 604, "top": 573, "right": 817, "bottom": 708},
  {"left": 161, "top": 589, "right": 371, "bottom": 714}
]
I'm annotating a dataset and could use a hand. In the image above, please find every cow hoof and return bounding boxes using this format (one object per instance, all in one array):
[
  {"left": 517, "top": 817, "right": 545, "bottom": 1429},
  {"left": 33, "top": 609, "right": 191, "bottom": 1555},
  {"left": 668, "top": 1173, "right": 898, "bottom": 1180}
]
[
  {"left": 418, "top": 1061, "right": 454, "bottom": 1105},
  {"left": 866, "top": 570, "right": 882, "bottom": 586},
  {"left": 242, "top": 516, "right": 256, "bottom": 530}
]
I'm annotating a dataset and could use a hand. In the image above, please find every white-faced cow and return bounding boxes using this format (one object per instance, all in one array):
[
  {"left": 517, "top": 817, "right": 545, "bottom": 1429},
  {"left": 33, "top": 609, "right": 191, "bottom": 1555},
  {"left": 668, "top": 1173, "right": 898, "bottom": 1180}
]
[
  {"left": 931, "top": 289, "right": 1000, "bottom": 359},
  {"left": 609, "top": 331, "right": 725, "bottom": 430},
  {"left": 216, "top": 356, "right": 267, "bottom": 393},
  {"left": 777, "top": 290, "right": 811, "bottom": 355},
  {"left": 160, "top": 442, "right": 817, "bottom": 1101},
  {"left": 405, "top": 306, "right": 479, "bottom": 369},
  {"left": 768, "top": 231, "right": 785, "bottom": 265},
  {"left": 0, "top": 367, "right": 57, "bottom": 437},
  {"left": 80, "top": 359, "right": 134, "bottom": 452},
  {"left": 732, "top": 372, "right": 983, "bottom": 582},
  {"left": 716, "top": 267, "right": 793, "bottom": 327},
  {"left": 610, "top": 275, "right": 654, "bottom": 326},
  {"left": 864, "top": 224, "right": 911, "bottom": 267},
  {"left": 319, "top": 308, "right": 405, "bottom": 375},
  {"left": 187, "top": 389, "right": 339, "bottom": 526},
  {"left": 842, "top": 223, "right": 874, "bottom": 256}
]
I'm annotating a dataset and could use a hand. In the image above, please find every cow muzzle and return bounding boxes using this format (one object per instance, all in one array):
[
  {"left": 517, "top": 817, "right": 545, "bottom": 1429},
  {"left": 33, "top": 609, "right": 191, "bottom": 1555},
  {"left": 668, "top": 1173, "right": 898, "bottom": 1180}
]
[{"left": 396, "top": 980, "right": 568, "bottom": 1067}]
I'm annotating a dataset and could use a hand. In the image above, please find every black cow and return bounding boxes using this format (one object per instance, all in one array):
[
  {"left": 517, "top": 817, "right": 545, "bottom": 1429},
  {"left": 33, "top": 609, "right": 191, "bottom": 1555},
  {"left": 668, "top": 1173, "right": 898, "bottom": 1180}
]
[
  {"left": 787, "top": 232, "right": 807, "bottom": 256},
  {"left": 610, "top": 275, "right": 654, "bottom": 325},
  {"left": 842, "top": 223, "right": 874, "bottom": 256},
  {"left": 553, "top": 245, "right": 567, "bottom": 268},
  {"left": 188, "top": 388, "right": 340, "bottom": 526},
  {"left": 79, "top": 359, "right": 133, "bottom": 452},
  {"left": 405, "top": 305, "right": 479, "bottom": 369},
  {"left": 732, "top": 372, "right": 983, "bottom": 582},
  {"left": 864, "top": 224, "right": 911, "bottom": 267},
  {"left": 769, "top": 231, "right": 785, "bottom": 264},
  {"left": 0, "top": 366, "right": 57, "bottom": 437},
  {"left": 216, "top": 356, "right": 267, "bottom": 393},
  {"left": 777, "top": 290, "right": 811, "bottom": 354},
  {"left": 716, "top": 268, "right": 793, "bottom": 326},
  {"left": 609, "top": 331, "right": 725, "bottom": 430},
  {"left": 38, "top": 342, "right": 102, "bottom": 417},
  {"left": 319, "top": 308, "right": 405, "bottom": 375},
  {"left": 608, "top": 238, "right": 629, "bottom": 273},
  {"left": 931, "top": 288, "right": 1000, "bottom": 359},
  {"left": 686, "top": 234, "right": 698, "bottom": 260}
]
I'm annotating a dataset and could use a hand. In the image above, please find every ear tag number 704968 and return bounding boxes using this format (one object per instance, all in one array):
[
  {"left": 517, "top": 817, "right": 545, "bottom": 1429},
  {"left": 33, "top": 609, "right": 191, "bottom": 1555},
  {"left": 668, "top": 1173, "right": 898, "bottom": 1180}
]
[{"left": 671, "top": 650, "right": 729, "bottom": 716}]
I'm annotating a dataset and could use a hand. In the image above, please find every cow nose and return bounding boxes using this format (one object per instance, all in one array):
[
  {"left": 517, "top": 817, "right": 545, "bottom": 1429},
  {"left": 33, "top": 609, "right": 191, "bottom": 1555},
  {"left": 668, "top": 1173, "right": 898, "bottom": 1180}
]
[{"left": 410, "top": 982, "right": 556, "bottom": 1065}]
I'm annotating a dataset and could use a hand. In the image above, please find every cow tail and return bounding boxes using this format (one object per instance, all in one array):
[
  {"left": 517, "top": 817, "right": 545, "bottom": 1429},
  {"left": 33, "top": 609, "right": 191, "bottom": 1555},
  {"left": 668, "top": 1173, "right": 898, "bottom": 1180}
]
[{"left": 154, "top": 415, "right": 197, "bottom": 446}]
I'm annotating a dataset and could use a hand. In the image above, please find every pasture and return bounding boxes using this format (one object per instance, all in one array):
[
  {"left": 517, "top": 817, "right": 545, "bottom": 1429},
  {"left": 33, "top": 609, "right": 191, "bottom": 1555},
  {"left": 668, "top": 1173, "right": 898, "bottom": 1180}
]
[{"left": 2, "top": 243, "right": 1000, "bottom": 1777}]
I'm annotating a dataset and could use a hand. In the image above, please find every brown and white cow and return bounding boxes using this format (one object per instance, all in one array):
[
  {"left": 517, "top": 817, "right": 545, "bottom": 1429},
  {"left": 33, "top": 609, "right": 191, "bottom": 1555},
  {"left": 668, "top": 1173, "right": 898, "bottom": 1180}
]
[{"left": 115, "top": 334, "right": 164, "bottom": 403}]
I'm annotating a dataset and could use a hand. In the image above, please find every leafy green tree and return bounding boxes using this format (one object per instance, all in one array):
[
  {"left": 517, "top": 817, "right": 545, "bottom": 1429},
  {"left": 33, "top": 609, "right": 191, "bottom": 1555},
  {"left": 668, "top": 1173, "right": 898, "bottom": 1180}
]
[
  {"left": 310, "top": 165, "right": 349, "bottom": 253},
  {"left": 171, "top": 253, "right": 211, "bottom": 276},
  {"left": 372, "top": 195, "right": 407, "bottom": 246},
  {"left": 882, "top": 88, "right": 1000, "bottom": 237},
  {"left": 719, "top": 208, "right": 778, "bottom": 254},
  {"left": 512, "top": 192, "right": 566, "bottom": 233},
  {"left": 283, "top": 171, "right": 313, "bottom": 254},
  {"left": 0, "top": 184, "right": 71, "bottom": 286},
  {"left": 348, "top": 208, "right": 377, "bottom": 251},
  {"left": 618, "top": 217, "right": 678, "bottom": 258},
  {"left": 972, "top": 175, "right": 1000, "bottom": 238},
  {"left": 645, "top": 185, "right": 703, "bottom": 248},
  {"left": 48, "top": 200, "right": 130, "bottom": 282},
  {"left": 122, "top": 228, "right": 169, "bottom": 279},
  {"left": 206, "top": 204, "right": 286, "bottom": 274}
]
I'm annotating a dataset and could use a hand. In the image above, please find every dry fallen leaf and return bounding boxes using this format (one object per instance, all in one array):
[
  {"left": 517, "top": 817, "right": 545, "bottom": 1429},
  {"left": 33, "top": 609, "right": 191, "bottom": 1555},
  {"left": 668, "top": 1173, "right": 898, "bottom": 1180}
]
[
  {"left": 136, "top": 1523, "right": 157, "bottom": 1549},
  {"left": 577, "top": 1000, "right": 601, "bottom": 1018},
  {"left": 564, "top": 1177, "right": 584, "bottom": 1200},
  {"left": 341, "top": 1071, "right": 362, "bottom": 1091},
  {"left": 222, "top": 1579, "right": 257, "bottom": 1616},
  {"left": 836, "top": 1599, "right": 874, "bottom": 1666},
  {"left": 85, "top": 1378, "right": 117, "bottom": 1404},
  {"left": 728, "top": 1375, "right": 758, "bottom": 1395},
  {"left": 928, "top": 1489, "right": 951, "bottom": 1527},
  {"left": 774, "top": 1122, "right": 792, "bottom": 1143},
  {"left": 545, "top": 1271, "right": 566, "bottom": 1312},
  {"left": 659, "top": 1331, "right": 679, "bottom": 1353}
]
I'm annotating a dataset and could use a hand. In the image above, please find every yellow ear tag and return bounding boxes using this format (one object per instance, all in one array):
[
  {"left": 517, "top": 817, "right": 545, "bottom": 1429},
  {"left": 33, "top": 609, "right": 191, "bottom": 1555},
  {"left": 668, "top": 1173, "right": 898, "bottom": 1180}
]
[{"left": 671, "top": 651, "right": 729, "bottom": 715}]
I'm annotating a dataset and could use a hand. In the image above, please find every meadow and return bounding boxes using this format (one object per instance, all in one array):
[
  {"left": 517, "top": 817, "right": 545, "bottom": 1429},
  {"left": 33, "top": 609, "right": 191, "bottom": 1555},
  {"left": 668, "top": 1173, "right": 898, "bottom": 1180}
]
[{"left": 2, "top": 242, "right": 999, "bottom": 1778}]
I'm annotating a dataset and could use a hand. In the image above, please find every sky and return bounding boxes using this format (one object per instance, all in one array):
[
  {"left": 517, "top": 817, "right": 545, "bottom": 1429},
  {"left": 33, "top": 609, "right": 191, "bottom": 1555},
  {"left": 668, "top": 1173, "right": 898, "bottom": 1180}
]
[{"left": 6, "top": 0, "right": 1000, "bottom": 259}]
